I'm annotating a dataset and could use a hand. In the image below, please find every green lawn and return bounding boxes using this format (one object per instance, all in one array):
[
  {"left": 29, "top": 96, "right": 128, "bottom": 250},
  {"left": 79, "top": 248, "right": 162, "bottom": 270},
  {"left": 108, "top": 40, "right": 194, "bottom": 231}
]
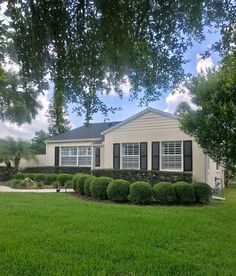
[{"left": 0, "top": 187, "right": 235, "bottom": 276}]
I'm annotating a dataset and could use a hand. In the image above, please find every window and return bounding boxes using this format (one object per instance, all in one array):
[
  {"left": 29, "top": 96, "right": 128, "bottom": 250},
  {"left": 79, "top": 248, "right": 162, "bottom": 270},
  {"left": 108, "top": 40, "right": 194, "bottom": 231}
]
[
  {"left": 60, "top": 146, "right": 92, "bottom": 166},
  {"left": 161, "top": 141, "right": 182, "bottom": 170},
  {"left": 122, "top": 143, "right": 139, "bottom": 169},
  {"left": 78, "top": 147, "right": 92, "bottom": 166}
]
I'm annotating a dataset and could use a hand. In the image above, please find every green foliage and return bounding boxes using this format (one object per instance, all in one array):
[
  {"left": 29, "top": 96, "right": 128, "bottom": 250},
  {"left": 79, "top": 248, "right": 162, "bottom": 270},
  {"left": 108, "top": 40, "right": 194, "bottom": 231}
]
[
  {"left": 72, "top": 173, "right": 86, "bottom": 192},
  {"left": 2, "top": 1, "right": 233, "bottom": 121},
  {"left": 31, "top": 130, "right": 50, "bottom": 154},
  {"left": 173, "top": 182, "right": 195, "bottom": 204},
  {"left": 52, "top": 181, "right": 60, "bottom": 189},
  {"left": 14, "top": 172, "right": 26, "bottom": 180},
  {"left": 129, "top": 181, "right": 153, "bottom": 204},
  {"left": 84, "top": 176, "right": 95, "bottom": 196},
  {"left": 46, "top": 174, "right": 58, "bottom": 185},
  {"left": 65, "top": 180, "right": 73, "bottom": 189},
  {"left": 153, "top": 182, "right": 177, "bottom": 204},
  {"left": 9, "top": 179, "right": 22, "bottom": 188},
  {"left": 23, "top": 166, "right": 91, "bottom": 174},
  {"left": 76, "top": 175, "right": 91, "bottom": 195},
  {"left": 34, "top": 174, "right": 47, "bottom": 184},
  {"left": 57, "top": 174, "right": 73, "bottom": 186},
  {"left": 193, "top": 182, "right": 212, "bottom": 203},
  {"left": 107, "top": 179, "right": 130, "bottom": 202},
  {"left": 90, "top": 177, "right": 113, "bottom": 200},
  {"left": 179, "top": 53, "right": 236, "bottom": 170},
  {"left": 47, "top": 83, "right": 71, "bottom": 136},
  {"left": 92, "top": 169, "right": 192, "bottom": 185},
  {"left": 0, "top": 137, "right": 35, "bottom": 171}
]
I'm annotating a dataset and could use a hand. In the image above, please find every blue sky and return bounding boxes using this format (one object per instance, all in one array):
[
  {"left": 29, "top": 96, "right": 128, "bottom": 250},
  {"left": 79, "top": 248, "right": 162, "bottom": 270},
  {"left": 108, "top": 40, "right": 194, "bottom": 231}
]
[{"left": 1, "top": 28, "right": 221, "bottom": 139}]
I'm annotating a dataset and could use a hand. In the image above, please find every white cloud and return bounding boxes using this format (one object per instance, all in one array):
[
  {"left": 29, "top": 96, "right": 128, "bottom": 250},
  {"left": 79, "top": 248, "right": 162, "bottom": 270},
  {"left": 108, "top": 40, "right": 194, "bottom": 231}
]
[
  {"left": 196, "top": 54, "right": 214, "bottom": 75},
  {"left": 164, "top": 83, "right": 196, "bottom": 114},
  {"left": 0, "top": 92, "right": 50, "bottom": 140}
]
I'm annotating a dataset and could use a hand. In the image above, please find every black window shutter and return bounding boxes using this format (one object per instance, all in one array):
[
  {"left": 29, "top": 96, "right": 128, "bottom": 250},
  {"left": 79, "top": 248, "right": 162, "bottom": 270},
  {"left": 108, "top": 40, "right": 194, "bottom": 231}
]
[
  {"left": 183, "top": 141, "right": 192, "bottom": 171},
  {"left": 140, "top": 142, "right": 147, "bottom": 170},
  {"left": 55, "top": 147, "right": 60, "bottom": 166},
  {"left": 113, "top": 144, "right": 120, "bottom": 169},
  {"left": 152, "top": 142, "right": 160, "bottom": 170},
  {"left": 95, "top": 147, "right": 101, "bottom": 167}
]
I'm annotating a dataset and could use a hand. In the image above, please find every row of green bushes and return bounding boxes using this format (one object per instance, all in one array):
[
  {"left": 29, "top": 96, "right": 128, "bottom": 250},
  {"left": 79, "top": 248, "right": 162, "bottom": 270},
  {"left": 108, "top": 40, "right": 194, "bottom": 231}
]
[
  {"left": 72, "top": 174, "right": 212, "bottom": 205},
  {"left": 16, "top": 168, "right": 192, "bottom": 185},
  {"left": 91, "top": 169, "right": 192, "bottom": 185},
  {"left": 14, "top": 172, "right": 73, "bottom": 186}
]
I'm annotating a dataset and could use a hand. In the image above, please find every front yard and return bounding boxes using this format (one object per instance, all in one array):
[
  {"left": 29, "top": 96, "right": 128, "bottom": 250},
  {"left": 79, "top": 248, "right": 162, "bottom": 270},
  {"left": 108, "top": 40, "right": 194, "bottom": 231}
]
[{"left": 0, "top": 186, "right": 235, "bottom": 275}]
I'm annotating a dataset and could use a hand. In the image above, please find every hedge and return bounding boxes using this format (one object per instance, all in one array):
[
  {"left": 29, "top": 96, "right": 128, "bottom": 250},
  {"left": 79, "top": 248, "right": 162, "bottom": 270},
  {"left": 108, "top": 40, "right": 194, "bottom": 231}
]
[
  {"left": 107, "top": 179, "right": 130, "bottom": 202},
  {"left": 173, "top": 182, "right": 195, "bottom": 204},
  {"left": 0, "top": 166, "right": 13, "bottom": 181},
  {"left": 153, "top": 182, "right": 177, "bottom": 204},
  {"left": 46, "top": 174, "right": 58, "bottom": 184},
  {"left": 84, "top": 176, "right": 96, "bottom": 196},
  {"left": 72, "top": 173, "right": 87, "bottom": 192},
  {"left": 129, "top": 181, "right": 153, "bottom": 204},
  {"left": 76, "top": 175, "right": 91, "bottom": 195},
  {"left": 193, "top": 182, "right": 212, "bottom": 203},
  {"left": 92, "top": 169, "right": 192, "bottom": 185},
  {"left": 22, "top": 166, "right": 91, "bottom": 174},
  {"left": 90, "top": 177, "right": 113, "bottom": 200},
  {"left": 57, "top": 174, "right": 73, "bottom": 186}
]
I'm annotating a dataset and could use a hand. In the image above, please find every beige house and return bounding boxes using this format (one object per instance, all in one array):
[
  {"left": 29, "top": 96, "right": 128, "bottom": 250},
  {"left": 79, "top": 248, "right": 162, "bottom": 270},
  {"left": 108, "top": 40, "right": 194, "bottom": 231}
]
[{"left": 45, "top": 108, "right": 224, "bottom": 187}]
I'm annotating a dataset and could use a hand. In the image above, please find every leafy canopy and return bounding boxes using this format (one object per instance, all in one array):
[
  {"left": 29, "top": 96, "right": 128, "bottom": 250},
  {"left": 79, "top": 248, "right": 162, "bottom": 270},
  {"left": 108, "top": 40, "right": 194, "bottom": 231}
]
[
  {"left": 31, "top": 130, "right": 50, "bottom": 154},
  {"left": 2, "top": 0, "right": 234, "bottom": 121},
  {"left": 178, "top": 52, "right": 236, "bottom": 169}
]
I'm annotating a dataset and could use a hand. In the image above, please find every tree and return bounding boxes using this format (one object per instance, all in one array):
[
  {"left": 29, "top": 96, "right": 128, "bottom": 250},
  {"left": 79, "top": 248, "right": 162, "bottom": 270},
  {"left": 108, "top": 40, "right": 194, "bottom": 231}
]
[
  {"left": 31, "top": 130, "right": 50, "bottom": 154},
  {"left": 174, "top": 101, "right": 192, "bottom": 117},
  {"left": 0, "top": 137, "right": 35, "bottom": 171},
  {"left": 1, "top": 1, "right": 234, "bottom": 121},
  {"left": 47, "top": 80, "right": 71, "bottom": 136},
  {"left": 179, "top": 52, "right": 236, "bottom": 171}
]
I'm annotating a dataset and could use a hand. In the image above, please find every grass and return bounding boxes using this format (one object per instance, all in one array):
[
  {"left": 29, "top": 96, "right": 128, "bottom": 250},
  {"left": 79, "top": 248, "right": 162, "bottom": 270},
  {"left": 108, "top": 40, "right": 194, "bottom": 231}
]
[{"left": 0, "top": 187, "right": 235, "bottom": 275}]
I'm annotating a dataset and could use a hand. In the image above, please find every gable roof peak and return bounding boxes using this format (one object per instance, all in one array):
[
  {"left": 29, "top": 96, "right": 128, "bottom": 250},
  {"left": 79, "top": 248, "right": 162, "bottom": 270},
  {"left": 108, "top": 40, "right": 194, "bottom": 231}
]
[{"left": 102, "top": 107, "right": 177, "bottom": 135}]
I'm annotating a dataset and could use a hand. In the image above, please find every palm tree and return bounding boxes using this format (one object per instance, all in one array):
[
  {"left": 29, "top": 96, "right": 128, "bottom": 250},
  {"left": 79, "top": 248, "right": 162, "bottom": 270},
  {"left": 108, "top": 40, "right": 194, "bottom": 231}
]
[{"left": 0, "top": 137, "right": 35, "bottom": 172}]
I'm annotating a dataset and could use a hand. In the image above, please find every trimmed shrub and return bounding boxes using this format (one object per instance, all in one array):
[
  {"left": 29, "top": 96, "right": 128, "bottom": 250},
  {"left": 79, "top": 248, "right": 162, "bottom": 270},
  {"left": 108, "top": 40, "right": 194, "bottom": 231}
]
[
  {"left": 0, "top": 166, "right": 13, "bottom": 181},
  {"left": 46, "top": 174, "right": 58, "bottom": 185},
  {"left": 76, "top": 175, "right": 91, "bottom": 195},
  {"left": 193, "top": 182, "right": 212, "bottom": 203},
  {"left": 129, "top": 181, "right": 153, "bottom": 204},
  {"left": 65, "top": 180, "right": 73, "bottom": 189},
  {"left": 90, "top": 177, "right": 113, "bottom": 200},
  {"left": 153, "top": 182, "right": 177, "bottom": 204},
  {"left": 53, "top": 181, "right": 60, "bottom": 189},
  {"left": 9, "top": 179, "right": 22, "bottom": 188},
  {"left": 14, "top": 172, "right": 27, "bottom": 180},
  {"left": 57, "top": 174, "right": 73, "bottom": 186},
  {"left": 173, "top": 182, "right": 195, "bottom": 204},
  {"left": 34, "top": 173, "right": 47, "bottom": 183},
  {"left": 22, "top": 166, "right": 91, "bottom": 174},
  {"left": 84, "top": 176, "right": 95, "bottom": 196},
  {"left": 107, "top": 179, "right": 130, "bottom": 202},
  {"left": 92, "top": 169, "right": 192, "bottom": 185},
  {"left": 72, "top": 173, "right": 86, "bottom": 192}
]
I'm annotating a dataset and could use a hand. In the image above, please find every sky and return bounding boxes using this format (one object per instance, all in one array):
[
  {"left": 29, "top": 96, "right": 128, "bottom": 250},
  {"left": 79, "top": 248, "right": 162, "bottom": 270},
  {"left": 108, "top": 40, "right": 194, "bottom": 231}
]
[{"left": 0, "top": 28, "right": 220, "bottom": 140}]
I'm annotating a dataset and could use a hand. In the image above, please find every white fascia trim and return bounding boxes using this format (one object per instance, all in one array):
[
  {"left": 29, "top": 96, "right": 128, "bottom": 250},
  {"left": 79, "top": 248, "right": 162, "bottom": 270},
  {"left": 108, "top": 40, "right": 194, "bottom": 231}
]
[
  {"left": 45, "top": 138, "right": 99, "bottom": 143},
  {"left": 101, "top": 107, "right": 177, "bottom": 135}
]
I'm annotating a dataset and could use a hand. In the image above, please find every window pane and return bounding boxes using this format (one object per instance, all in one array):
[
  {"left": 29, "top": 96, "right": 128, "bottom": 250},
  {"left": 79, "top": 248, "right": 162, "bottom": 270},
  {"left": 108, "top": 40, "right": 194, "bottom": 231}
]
[
  {"left": 61, "top": 147, "right": 77, "bottom": 156},
  {"left": 78, "top": 156, "right": 91, "bottom": 166},
  {"left": 61, "top": 157, "right": 77, "bottom": 166}
]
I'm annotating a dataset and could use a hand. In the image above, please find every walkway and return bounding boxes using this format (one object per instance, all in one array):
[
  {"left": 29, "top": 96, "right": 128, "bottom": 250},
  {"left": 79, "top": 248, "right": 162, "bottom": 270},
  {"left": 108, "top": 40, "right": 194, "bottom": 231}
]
[{"left": 0, "top": 186, "right": 73, "bottom": 193}]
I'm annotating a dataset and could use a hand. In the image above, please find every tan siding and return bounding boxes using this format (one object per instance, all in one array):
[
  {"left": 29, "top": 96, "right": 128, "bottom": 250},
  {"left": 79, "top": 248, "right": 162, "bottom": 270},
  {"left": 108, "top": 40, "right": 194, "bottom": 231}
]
[{"left": 104, "top": 111, "right": 207, "bottom": 183}]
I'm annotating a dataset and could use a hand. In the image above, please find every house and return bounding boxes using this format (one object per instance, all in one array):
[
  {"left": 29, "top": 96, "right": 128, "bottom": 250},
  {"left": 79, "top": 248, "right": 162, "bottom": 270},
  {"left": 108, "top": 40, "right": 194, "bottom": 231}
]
[{"left": 45, "top": 108, "right": 224, "bottom": 187}]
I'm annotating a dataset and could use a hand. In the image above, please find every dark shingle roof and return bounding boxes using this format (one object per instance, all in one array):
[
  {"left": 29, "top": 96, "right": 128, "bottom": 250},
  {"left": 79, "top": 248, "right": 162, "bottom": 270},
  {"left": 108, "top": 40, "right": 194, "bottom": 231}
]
[{"left": 47, "top": 122, "right": 121, "bottom": 141}]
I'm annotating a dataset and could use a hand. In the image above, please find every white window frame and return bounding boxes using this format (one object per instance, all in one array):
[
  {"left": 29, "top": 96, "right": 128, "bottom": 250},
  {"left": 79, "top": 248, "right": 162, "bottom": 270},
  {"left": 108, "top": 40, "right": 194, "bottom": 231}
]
[
  {"left": 59, "top": 146, "right": 92, "bottom": 167},
  {"left": 160, "top": 141, "right": 183, "bottom": 172},
  {"left": 121, "top": 143, "right": 140, "bottom": 170}
]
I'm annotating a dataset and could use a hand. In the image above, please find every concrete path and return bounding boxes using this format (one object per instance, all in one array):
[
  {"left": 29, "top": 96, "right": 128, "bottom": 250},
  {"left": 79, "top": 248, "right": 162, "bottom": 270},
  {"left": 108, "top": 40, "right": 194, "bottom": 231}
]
[{"left": 0, "top": 185, "right": 73, "bottom": 193}]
